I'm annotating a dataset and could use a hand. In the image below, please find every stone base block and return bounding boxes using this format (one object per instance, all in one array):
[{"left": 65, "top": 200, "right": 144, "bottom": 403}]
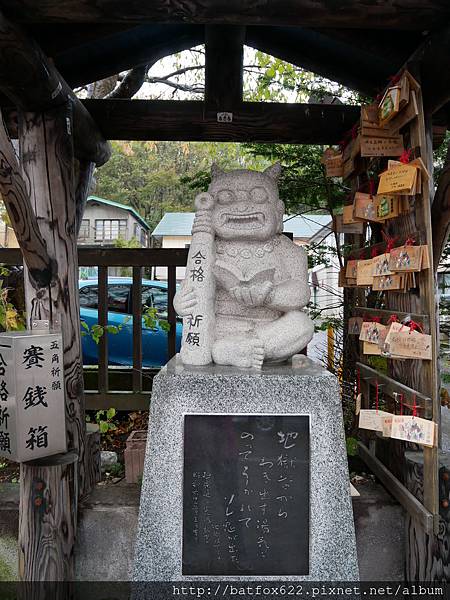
[{"left": 133, "top": 355, "right": 358, "bottom": 581}]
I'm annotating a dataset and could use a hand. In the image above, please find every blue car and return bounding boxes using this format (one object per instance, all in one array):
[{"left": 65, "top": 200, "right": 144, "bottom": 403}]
[{"left": 79, "top": 277, "right": 182, "bottom": 367}]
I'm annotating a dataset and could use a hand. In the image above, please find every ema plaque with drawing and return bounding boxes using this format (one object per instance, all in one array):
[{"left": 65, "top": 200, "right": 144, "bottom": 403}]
[{"left": 182, "top": 414, "right": 310, "bottom": 576}]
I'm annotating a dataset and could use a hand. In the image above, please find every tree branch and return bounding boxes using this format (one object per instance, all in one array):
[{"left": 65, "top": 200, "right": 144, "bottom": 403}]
[{"left": 107, "top": 65, "right": 149, "bottom": 99}]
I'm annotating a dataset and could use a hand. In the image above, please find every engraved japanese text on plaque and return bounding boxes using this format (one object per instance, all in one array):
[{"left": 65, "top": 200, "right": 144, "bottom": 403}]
[{"left": 183, "top": 414, "right": 310, "bottom": 576}]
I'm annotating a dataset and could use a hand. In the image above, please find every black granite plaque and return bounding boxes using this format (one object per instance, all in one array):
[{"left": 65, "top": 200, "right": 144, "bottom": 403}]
[{"left": 182, "top": 414, "right": 310, "bottom": 576}]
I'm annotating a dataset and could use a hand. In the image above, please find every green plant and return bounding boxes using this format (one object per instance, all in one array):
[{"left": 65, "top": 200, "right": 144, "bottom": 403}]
[
  {"left": 346, "top": 436, "right": 359, "bottom": 457},
  {"left": 81, "top": 316, "right": 132, "bottom": 344},
  {"left": 107, "top": 462, "right": 124, "bottom": 477},
  {"left": 0, "top": 267, "right": 25, "bottom": 332},
  {"left": 87, "top": 408, "right": 118, "bottom": 437},
  {"left": 142, "top": 306, "right": 170, "bottom": 333}
]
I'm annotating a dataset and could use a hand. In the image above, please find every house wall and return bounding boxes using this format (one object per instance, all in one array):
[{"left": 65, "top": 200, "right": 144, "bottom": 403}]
[
  {"left": 0, "top": 223, "right": 19, "bottom": 248},
  {"left": 308, "top": 231, "right": 342, "bottom": 318},
  {"left": 155, "top": 235, "right": 191, "bottom": 280},
  {"left": 78, "top": 203, "right": 149, "bottom": 247}
]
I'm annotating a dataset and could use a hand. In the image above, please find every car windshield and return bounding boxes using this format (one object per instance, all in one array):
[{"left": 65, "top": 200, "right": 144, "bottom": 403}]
[{"left": 80, "top": 282, "right": 169, "bottom": 317}]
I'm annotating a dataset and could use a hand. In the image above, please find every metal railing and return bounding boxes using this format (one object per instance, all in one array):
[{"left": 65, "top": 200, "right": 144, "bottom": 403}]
[{"left": 0, "top": 247, "right": 189, "bottom": 410}]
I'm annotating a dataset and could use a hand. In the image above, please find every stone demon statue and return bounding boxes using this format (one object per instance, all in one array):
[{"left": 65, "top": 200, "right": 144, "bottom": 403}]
[{"left": 173, "top": 163, "right": 314, "bottom": 369}]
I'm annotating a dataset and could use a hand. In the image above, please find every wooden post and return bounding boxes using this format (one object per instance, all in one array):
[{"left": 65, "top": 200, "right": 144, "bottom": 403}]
[
  {"left": 81, "top": 424, "right": 101, "bottom": 501},
  {"left": 18, "top": 102, "right": 87, "bottom": 579},
  {"left": 205, "top": 25, "right": 245, "bottom": 113},
  {"left": 18, "top": 452, "right": 78, "bottom": 581}
]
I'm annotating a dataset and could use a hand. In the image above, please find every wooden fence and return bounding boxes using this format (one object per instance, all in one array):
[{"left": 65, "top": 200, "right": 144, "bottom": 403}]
[{"left": 0, "top": 246, "right": 189, "bottom": 410}]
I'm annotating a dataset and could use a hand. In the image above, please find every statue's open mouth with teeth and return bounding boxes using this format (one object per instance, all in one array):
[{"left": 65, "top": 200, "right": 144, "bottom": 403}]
[{"left": 222, "top": 212, "right": 265, "bottom": 229}]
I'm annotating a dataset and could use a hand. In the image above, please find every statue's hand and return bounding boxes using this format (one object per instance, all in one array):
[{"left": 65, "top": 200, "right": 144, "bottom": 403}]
[
  {"left": 230, "top": 281, "right": 274, "bottom": 307},
  {"left": 192, "top": 209, "right": 214, "bottom": 235},
  {"left": 173, "top": 288, "right": 198, "bottom": 316}
]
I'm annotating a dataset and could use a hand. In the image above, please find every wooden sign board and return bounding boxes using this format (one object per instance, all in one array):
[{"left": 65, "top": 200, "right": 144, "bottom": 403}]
[
  {"left": 359, "top": 409, "right": 392, "bottom": 432},
  {"left": 356, "top": 258, "right": 374, "bottom": 286},
  {"left": 360, "top": 135, "right": 404, "bottom": 158},
  {"left": 383, "top": 322, "right": 432, "bottom": 360},
  {"left": 363, "top": 341, "right": 382, "bottom": 355},
  {"left": 379, "top": 86, "right": 401, "bottom": 126},
  {"left": 389, "top": 245, "right": 423, "bottom": 272},
  {"left": 372, "top": 253, "right": 394, "bottom": 276},
  {"left": 359, "top": 321, "right": 386, "bottom": 344},
  {"left": 325, "top": 155, "right": 344, "bottom": 177},
  {"left": 183, "top": 414, "right": 310, "bottom": 576},
  {"left": 372, "top": 274, "right": 405, "bottom": 291},
  {"left": 346, "top": 260, "right": 358, "bottom": 280},
  {"left": 378, "top": 164, "right": 418, "bottom": 195},
  {"left": 0, "top": 331, "right": 66, "bottom": 462},
  {"left": 321, "top": 147, "right": 339, "bottom": 164},
  {"left": 388, "top": 90, "right": 419, "bottom": 134},
  {"left": 389, "top": 415, "right": 436, "bottom": 447},
  {"left": 349, "top": 317, "right": 363, "bottom": 335},
  {"left": 353, "top": 193, "right": 384, "bottom": 222},
  {"left": 375, "top": 195, "right": 400, "bottom": 220}
]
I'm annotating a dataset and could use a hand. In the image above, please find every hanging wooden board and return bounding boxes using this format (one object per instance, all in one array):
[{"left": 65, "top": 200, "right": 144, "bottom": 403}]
[{"left": 360, "top": 135, "right": 404, "bottom": 158}]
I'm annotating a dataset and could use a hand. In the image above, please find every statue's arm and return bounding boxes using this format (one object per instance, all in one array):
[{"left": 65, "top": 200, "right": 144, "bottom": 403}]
[{"left": 265, "top": 242, "right": 310, "bottom": 311}]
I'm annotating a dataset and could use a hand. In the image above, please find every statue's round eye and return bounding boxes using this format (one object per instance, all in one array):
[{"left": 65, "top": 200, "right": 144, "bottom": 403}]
[
  {"left": 250, "top": 186, "right": 268, "bottom": 203},
  {"left": 217, "top": 189, "right": 235, "bottom": 204}
]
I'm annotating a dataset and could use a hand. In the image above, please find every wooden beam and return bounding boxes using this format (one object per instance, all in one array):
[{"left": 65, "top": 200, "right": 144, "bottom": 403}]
[
  {"left": 0, "top": 110, "right": 53, "bottom": 287},
  {"left": 80, "top": 99, "right": 361, "bottom": 143},
  {"left": 0, "top": 246, "right": 190, "bottom": 266},
  {"left": 0, "top": 10, "right": 110, "bottom": 165},
  {"left": 2, "top": 1, "right": 449, "bottom": 30},
  {"left": 205, "top": 25, "right": 244, "bottom": 112}
]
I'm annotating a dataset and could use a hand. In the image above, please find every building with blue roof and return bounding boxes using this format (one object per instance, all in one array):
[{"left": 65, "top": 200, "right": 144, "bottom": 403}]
[{"left": 151, "top": 212, "right": 332, "bottom": 246}]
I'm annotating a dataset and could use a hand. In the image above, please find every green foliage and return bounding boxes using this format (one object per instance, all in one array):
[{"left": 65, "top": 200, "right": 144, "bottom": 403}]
[
  {"left": 142, "top": 306, "right": 170, "bottom": 332},
  {"left": 87, "top": 408, "right": 118, "bottom": 437},
  {"left": 94, "top": 141, "right": 267, "bottom": 229},
  {"left": 108, "top": 462, "right": 124, "bottom": 477},
  {"left": 0, "top": 268, "right": 25, "bottom": 332},
  {"left": 81, "top": 316, "right": 132, "bottom": 344},
  {"left": 243, "top": 143, "right": 345, "bottom": 216},
  {"left": 243, "top": 49, "right": 368, "bottom": 105},
  {"left": 346, "top": 436, "right": 359, "bottom": 457}
]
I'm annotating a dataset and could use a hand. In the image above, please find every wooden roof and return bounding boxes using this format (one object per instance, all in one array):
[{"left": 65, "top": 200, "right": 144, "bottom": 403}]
[{"left": 0, "top": 1, "right": 448, "bottom": 164}]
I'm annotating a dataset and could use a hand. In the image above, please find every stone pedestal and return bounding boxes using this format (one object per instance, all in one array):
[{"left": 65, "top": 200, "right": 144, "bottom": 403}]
[{"left": 133, "top": 355, "right": 358, "bottom": 581}]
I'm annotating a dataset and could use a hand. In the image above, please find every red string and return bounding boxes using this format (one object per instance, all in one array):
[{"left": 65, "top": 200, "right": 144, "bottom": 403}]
[
  {"left": 412, "top": 395, "right": 417, "bottom": 418},
  {"left": 408, "top": 320, "right": 424, "bottom": 334},
  {"left": 375, "top": 381, "right": 379, "bottom": 414},
  {"left": 371, "top": 317, "right": 382, "bottom": 323},
  {"left": 369, "top": 178, "right": 376, "bottom": 197},
  {"left": 359, "top": 250, "right": 366, "bottom": 260},
  {"left": 388, "top": 72, "right": 403, "bottom": 86},
  {"left": 399, "top": 149, "right": 412, "bottom": 164},
  {"left": 387, "top": 314, "right": 399, "bottom": 324},
  {"left": 405, "top": 236, "right": 416, "bottom": 246},
  {"left": 381, "top": 230, "right": 398, "bottom": 253},
  {"left": 400, "top": 393, "right": 404, "bottom": 416},
  {"left": 371, "top": 247, "right": 379, "bottom": 258},
  {"left": 357, "top": 369, "right": 361, "bottom": 395}
]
